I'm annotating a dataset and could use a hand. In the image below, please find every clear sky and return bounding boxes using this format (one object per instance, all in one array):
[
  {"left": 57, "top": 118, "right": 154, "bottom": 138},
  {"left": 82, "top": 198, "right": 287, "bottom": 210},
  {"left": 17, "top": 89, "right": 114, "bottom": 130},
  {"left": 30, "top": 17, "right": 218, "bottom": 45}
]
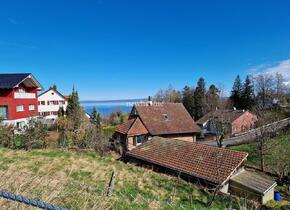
[{"left": 0, "top": 0, "right": 290, "bottom": 100}]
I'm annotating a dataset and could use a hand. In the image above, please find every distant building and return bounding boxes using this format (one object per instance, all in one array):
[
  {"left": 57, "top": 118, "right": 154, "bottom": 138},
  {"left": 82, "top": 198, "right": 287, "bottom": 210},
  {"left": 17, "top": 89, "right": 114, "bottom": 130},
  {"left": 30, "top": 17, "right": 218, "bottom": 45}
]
[
  {"left": 38, "top": 87, "right": 68, "bottom": 120},
  {"left": 0, "top": 73, "right": 43, "bottom": 129},
  {"left": 113, "top": 102, "right": 201, "bottom": 153},
  {"left": 197, "top": 109, "right": 257, "bottom": 140}
]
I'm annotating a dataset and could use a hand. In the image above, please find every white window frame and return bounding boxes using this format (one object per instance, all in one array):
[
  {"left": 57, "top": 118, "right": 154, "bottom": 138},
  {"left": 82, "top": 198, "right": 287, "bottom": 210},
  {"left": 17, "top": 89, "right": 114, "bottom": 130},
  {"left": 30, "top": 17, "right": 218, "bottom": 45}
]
[
  {"left": 16, "top": 105, "right": 24, "bottom": 112},
  {"left": 135, "top": 135, "right": 143, "bottom": 145},
  {"left": 0, "top": 106, "right": 8, "bottom": 119},
  {"left": 29, "top": 104, "right": 35, "bottom": 111}
]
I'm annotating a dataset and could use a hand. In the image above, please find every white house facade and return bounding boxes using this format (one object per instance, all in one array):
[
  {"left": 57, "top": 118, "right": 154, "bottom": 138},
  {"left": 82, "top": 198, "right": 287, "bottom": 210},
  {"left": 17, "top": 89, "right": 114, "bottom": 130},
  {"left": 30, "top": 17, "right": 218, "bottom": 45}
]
[{"left": 38, "top": 88, "right": 68, "bottom": 119}]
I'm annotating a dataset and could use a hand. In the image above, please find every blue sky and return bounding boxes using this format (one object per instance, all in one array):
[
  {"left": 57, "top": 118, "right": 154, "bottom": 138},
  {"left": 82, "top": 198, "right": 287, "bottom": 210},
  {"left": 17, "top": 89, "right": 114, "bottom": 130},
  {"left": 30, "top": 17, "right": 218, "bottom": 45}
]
[{"left": 0, "top": 0, "right": 290, "bottom": 100}]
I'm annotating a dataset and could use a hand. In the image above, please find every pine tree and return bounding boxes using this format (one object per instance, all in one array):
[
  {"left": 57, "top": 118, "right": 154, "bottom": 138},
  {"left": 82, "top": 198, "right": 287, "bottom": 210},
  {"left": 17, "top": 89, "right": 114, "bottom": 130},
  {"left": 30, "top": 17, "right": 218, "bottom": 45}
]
[
  {"left": 241, "top": 75, "right": 255, "bottom": 110},
  {"left": 205, "top": 84, "right": 220, "bottom": 112},
  {"left": 91, "top": 106, "right": 101, "bottom": 130},
  {"left": 230, "top": 75, "right": 242, "bottom": 109},
  {"left": 66, "top": 87, "right": 82, "bottom": 129},
  {"left": 182, "top": 86, "right": 195, "bottom": 118},
  {"left": 194, "top": 77, "right": 206, "bottom": 120},
  {"left": 67, "top": 87, "right": 80, "bottom": 117},
  {"left": 58, "top": 106, "right": 65, "bottom": 117}
]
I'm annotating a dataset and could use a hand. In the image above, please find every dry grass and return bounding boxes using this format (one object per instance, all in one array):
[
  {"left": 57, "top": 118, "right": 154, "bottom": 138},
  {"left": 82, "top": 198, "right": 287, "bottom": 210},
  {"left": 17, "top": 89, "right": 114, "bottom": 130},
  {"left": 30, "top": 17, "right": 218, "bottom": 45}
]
[{"left": 0, "top": 148, "right": 247, "bottom": 209}]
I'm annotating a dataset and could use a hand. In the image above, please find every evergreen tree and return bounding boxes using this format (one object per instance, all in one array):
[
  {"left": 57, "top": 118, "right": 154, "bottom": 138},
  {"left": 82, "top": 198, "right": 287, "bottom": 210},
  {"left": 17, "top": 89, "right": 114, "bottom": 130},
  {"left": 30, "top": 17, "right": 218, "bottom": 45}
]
[
  {"left": 67, "top": 87, "right": 80, "bottom": 117},
  {"left": 66, "top": 87, "right": 81, "bottom": 129},
  {"left": 241, "top": 75, "right": 255, "bottom": 110},
  {"left": 182, "top": 86, "right": 195, "bottom": 118},
  {"left": 194, "top": 77, "right": 206, "bottom": 120},
  {"left": 58, "top": 106, "right": 65, "bottom": 117},
  {"left": 91, "top": 106, "right": 101, "bottom": 130},
  {"left": 51, "top": 84, "right": 57, "bottom": 90},
  {"left": 205, "top": 84, "right": 220, "bottom": 112},
  {"left": 230, "top": 75, "right": 242, "bottom": 109}
]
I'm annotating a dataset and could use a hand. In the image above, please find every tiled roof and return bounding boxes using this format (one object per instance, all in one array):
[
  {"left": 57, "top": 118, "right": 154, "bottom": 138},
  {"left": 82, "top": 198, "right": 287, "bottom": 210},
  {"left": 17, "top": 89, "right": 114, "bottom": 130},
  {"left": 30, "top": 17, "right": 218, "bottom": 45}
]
[
  {"left": 0, "top": 73, "right": 43, "bottom": 90},
  {"left": 197, "top": 109, "right": 251, "bottom": 125},
  {"left": 127, "top": 136, "right": 248, "bottom": 184},
  {"left": 230, "top": 170, "right": 276, "bottom": 195},
  {"left": 133, "top": 103, "right": 200, "bottom": 135},
  {"left": 115, "top": 117, "right": 148, "bottom": 135}
]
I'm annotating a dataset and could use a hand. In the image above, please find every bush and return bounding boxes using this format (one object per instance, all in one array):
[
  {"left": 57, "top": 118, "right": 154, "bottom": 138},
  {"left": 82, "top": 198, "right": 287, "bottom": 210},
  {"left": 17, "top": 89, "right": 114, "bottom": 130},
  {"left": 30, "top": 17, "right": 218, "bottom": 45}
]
[
  {"left": 0, "top": 124, "right": 15, "bottom": 148},
  {"left": 21, "top": 119, "right": 48, "bottom": 150},
  {"left": 57, "top": 109, "right": 110, "bottom": 154}
]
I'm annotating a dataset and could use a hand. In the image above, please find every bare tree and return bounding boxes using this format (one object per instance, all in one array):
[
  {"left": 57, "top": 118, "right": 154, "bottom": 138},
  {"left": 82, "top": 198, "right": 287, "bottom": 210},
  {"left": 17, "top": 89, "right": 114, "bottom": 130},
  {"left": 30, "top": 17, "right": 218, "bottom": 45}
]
[
  {"left": 253, "top": 108, "right": 281, "bottom": 172},
  {"left": 255, "top": 73, "right": 274, "bottom": 108},
  {"left": 154, "top": 84, "right": 182, "bottom": 103},
  {"left": 208, "top": 150, "right": 224, "bottom": 206},
  {"left": 274, "top": 72, "right": 288, "bottom": 102}
]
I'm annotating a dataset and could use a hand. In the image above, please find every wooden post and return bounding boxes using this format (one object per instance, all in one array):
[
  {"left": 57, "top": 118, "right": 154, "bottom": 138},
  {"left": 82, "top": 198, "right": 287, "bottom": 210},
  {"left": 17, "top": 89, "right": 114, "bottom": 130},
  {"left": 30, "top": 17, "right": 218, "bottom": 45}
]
[{"left": 107, "top": 170, "right": 116, "bottom": 196}]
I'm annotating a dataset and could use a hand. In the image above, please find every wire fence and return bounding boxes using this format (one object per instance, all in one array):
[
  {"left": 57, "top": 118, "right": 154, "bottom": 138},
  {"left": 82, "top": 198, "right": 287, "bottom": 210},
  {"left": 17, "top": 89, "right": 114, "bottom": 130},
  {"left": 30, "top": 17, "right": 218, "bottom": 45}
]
[{"left": 0, "top": 170, "right": 200, "bottom": 210}]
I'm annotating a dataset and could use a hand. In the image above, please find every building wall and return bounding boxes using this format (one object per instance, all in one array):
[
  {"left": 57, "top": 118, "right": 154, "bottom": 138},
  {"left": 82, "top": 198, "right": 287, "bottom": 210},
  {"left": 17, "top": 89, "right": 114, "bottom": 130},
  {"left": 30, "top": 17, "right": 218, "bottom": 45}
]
[
  {"left": 161, "top": 133, "right": 196, "bottom": 143},
  {"left": 262, "top": 187, "right": 275, "bottom": 204},
  {"left": 38, "top": 89, "right": 67, "bottom": 118},
  {"left": 231, "top": 111, "right": 257, "bottom": 135},
  {"left": 0, "top": 84, "right": 39, "bottom": 121}
]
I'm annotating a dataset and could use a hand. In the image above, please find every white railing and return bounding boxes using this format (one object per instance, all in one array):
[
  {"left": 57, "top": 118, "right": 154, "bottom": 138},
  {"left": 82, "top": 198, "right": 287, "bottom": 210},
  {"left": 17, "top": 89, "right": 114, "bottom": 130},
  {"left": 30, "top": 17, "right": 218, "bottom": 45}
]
[{"left": 14, "top": 92, "right": 36, "bottom": 99}]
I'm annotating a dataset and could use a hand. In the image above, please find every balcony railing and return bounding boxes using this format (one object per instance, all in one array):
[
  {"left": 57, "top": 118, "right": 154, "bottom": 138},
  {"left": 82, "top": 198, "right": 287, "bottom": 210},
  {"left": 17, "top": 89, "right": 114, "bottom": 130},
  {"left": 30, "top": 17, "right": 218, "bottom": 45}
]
[{"left": 14, "top": 92, "right": 36, "bottom": 99}]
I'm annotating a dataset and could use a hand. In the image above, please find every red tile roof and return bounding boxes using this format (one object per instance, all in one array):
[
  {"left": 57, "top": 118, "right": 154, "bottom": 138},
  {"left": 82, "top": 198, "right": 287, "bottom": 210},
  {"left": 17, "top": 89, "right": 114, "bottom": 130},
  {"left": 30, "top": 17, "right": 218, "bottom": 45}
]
[
  {"left": 115, "top": 117, "right": 148, "bottom": 135},
  {"left": 197, "top": 109, "right": 255, "bottom": 125},
  {"left": 132, "top": 103, "right": 200, "bottom": 135},
  {"left": 127, "top": 137, "right": 248, "bottom": 184}
]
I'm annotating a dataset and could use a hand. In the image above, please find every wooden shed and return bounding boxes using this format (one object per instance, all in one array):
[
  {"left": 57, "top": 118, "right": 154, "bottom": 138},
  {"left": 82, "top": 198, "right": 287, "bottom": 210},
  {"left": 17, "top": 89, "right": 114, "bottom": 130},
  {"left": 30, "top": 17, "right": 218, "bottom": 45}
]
[{"left": 229, "top": 170, "right": 277, "bottom": 204}]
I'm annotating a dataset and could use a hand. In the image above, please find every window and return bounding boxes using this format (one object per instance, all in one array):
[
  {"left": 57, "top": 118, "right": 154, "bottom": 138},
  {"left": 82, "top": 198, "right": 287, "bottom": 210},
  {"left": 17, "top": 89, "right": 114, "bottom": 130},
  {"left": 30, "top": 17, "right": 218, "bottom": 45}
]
[
  {"left": 29, "top": 104, "right": 35, "bottom": 111},
  {"left": 134, "top": 135, "right": 144, "bottom": 145},
  {"left": 0, "top": 106, "right": 8, "bottom": 119},
  {"left": 16, "top": 105, "right": 24, "bottom": 112},
  {"left": 18, "top": 88, "right": 26, "bottom": 93}
]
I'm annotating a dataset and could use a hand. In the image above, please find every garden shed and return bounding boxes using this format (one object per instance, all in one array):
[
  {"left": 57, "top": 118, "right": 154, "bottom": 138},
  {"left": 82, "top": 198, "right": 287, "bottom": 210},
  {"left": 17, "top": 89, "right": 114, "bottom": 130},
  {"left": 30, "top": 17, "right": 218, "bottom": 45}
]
[{"left": 229, "top": 170, "right": 277, "bottom": 204}]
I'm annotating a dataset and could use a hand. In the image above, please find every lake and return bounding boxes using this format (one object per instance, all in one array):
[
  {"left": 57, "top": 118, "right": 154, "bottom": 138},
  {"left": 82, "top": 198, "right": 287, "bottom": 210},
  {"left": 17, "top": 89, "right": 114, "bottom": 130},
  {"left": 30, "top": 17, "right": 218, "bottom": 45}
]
[{"left": 81, "top": 99, "right": 146, "bottom": 116}]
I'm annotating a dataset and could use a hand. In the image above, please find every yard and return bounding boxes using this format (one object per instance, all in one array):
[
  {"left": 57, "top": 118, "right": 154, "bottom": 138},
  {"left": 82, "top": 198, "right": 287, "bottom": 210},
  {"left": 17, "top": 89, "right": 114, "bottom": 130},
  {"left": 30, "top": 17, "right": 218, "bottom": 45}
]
[
  {"left": 230, "top": 132, "right": 290, "bottom": 207},
  {"left": 230, "top": 132, "right": 290, "bottom": 174},
  {"left": 0, "top": 148, "right": 250, "bottom": 210}
]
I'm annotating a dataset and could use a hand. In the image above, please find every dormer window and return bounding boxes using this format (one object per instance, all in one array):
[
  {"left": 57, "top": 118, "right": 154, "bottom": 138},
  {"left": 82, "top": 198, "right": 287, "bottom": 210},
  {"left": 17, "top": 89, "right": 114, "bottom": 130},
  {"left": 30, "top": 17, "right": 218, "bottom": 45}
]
[{"left": 163, "top": 113, "right": 168, "bottom": 121}]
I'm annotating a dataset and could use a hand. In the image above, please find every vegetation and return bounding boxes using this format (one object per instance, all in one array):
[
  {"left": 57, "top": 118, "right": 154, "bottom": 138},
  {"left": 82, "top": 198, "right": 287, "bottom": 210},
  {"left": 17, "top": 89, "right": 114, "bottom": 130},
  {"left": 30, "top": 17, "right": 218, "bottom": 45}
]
[
  {"left": 153, "top": 73, "right": 290, "bottom": 127},
  {"left": 0, "top": 119, "right": 48, "bottom": 150},
  {"left": 231, "top": 132, "right": 290, "bottom": 176},
  {"left": 0, "top": 148, "right": 253, "bottom": 210},
  {"left": 193, "top": 77, "right": 206, "bottom": 120}
]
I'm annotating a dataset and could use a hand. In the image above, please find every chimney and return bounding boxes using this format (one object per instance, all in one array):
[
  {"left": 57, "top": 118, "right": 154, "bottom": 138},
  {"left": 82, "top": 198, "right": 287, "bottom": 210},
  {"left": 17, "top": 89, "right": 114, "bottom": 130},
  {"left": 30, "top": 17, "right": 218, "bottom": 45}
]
[{"left": 147, "top": 96, "right": 153, "bottom": 106}]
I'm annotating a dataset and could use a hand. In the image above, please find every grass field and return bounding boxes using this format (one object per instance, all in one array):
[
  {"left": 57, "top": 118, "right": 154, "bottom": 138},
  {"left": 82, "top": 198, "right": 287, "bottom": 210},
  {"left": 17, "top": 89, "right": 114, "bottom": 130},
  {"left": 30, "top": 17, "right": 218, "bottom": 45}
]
[
  {"left": 0, "top": 148, "right": 250, "bottom": 210},
  {"left": 231, "top": 133, "right": 290, "bottom": 207},
  {"left": 231, "top": 132, "right": 290, "bottom": 172}
]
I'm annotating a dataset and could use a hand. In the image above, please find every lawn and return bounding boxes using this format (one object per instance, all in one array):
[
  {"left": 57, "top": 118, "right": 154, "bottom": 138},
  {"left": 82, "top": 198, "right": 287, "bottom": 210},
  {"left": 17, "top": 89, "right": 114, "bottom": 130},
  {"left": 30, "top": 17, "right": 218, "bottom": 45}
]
[
  {"left": 0, "top": 148, "right": 249, "bottom": 210},
  {"left": 230, "top": 132, "right": 290, "bottom": 207},
  {"left": 230, "top": 132, "right": 290, "bottom": 173}
]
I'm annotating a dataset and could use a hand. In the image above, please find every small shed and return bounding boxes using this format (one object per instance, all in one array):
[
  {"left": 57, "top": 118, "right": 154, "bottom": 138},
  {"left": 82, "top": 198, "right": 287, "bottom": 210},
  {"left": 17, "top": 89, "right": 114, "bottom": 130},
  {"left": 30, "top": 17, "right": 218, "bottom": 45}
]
[{"left": 229, "top": 170, "right": 277, "bottom": 204}]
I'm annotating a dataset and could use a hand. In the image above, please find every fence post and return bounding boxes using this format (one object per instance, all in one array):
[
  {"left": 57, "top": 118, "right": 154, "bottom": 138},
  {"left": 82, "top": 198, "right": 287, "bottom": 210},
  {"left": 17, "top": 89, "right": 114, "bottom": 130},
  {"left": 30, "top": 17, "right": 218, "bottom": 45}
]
[{"left": 107, "top": 170, "right": 116, "bottom": 197}]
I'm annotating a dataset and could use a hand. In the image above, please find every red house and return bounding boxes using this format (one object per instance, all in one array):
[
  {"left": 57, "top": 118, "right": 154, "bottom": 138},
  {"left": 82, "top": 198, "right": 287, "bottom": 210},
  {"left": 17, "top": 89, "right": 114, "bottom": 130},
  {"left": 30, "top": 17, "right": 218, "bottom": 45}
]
[
  {"left": 197, "top": 109, "right": 258, "bottom": 140},
  {"left": 0, "top": 73, "right": 43, "bottom": 129}
]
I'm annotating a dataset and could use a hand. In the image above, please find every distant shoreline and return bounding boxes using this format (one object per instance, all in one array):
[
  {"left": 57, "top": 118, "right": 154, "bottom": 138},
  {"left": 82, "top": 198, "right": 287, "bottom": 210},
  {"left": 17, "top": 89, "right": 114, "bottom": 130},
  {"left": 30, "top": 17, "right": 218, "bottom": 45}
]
[{"left": 80, "top": 98, "right": 146, "bottom": 104}]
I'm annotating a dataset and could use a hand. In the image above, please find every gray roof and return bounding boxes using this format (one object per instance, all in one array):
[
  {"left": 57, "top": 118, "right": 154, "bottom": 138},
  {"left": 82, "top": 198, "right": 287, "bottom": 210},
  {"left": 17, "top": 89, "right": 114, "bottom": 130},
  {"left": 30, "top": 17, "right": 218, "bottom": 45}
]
[
  {"left": 230, "top": 170, "right": 276, "bottom": 195},
  {"left": 0, "top": 73, "right": 43, "bottom": 90}
]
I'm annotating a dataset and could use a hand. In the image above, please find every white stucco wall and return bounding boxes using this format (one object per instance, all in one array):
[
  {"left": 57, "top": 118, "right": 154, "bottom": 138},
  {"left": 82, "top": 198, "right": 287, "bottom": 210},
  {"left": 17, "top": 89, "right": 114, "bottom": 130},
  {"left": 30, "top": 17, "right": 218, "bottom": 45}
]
[{"left": 38, "top": 89, "right": 67, "bottom": 117}]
